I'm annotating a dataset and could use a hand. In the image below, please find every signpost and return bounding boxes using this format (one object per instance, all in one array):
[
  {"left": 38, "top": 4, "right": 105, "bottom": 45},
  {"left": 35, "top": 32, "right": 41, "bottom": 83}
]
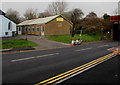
[
  {"left": 110, "top": 15, "right": 120, "bottom": 21},
  {"left": 110, "top": 15, "right": 120, "bottom": 55}
]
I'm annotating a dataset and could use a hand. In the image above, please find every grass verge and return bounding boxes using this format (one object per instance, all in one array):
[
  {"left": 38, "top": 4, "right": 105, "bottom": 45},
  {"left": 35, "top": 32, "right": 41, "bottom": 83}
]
[
  {"left": 47, "top": 34, "right": 101, "bottom": 44},
  {"left": 1, "top": 39, "right": 38, "bottom": 49}
]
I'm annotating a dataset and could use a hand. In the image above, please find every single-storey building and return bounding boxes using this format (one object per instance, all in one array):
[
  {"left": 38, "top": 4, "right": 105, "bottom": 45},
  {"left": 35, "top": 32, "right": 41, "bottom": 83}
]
[
  {"left": 17, "top": 15, "right": 73, "bottom": 36},
  {"left": 0, "top": 10, "right": 16, "bottom": 37}
]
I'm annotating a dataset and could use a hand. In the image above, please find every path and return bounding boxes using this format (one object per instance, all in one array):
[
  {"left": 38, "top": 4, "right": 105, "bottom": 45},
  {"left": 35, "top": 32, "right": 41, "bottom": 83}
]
[{"left": 18, "top": 35, "right": 70, "bottom": 50}]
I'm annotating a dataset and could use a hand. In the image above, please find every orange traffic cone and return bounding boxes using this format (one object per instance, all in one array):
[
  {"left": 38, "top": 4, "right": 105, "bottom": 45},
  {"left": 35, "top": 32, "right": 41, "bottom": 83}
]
[{"left": 71, "top": 39, "right": 74, "bottom": 46}]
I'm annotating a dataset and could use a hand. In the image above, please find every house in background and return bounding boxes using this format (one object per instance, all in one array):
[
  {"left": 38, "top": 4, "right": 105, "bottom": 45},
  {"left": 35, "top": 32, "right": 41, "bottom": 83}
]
[
  {"left": 17, "top": 15, "right": 73, "bottom": 36},
  {"left": 0, "top": 10, "right": 16, "bottom": 37}
]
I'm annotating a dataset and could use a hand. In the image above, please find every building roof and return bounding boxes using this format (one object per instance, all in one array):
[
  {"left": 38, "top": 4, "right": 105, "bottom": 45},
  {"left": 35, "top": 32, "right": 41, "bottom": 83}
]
[
  {"left": 0, "top": 9, "right": 6, "bottom": 15},
  {"left": 18, "top": 15, "right": 73, "bottom": 26},
  {"left": 0, "top": 9, "right": 16, "bottom": 24}
]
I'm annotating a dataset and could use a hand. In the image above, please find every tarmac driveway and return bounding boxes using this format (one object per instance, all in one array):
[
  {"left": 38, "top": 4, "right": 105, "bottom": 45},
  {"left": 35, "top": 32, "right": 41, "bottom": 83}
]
[{"left": 18, "top": 35, "right": 70, "bottom": 50}]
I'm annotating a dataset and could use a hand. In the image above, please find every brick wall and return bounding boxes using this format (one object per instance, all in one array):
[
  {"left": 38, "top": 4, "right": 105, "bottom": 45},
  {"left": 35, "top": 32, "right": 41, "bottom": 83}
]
[
  {"left": 20, "top": 16, "right": 73, "bottom": 36},
  {"left": 45, "top": 16, "right": 72, "bottom": 35}
]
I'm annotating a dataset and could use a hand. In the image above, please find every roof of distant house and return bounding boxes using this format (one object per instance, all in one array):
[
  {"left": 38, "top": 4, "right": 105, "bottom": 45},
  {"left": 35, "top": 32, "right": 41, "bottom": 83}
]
[
  {"left": 0, "top": 9, "right": 16, "bottom": 24},
  {"left": 0, "top": 9, "right": 6, "bottom": 15},
  {"left": 18, "top": 15, "right": 73, "bottom": 26}
]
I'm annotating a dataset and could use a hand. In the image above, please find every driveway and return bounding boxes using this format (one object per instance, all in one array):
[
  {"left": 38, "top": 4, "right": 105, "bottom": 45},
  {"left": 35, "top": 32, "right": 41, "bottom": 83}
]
[{"left": 18, "top": 35, "right": 70, "bottom": 50}]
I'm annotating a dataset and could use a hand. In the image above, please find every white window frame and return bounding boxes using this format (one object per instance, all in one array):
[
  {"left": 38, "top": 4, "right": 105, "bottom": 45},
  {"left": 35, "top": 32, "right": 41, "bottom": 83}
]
[
  {"left": 8, "top": 22, "right": 12, "bottom": 30},
  {"left": 36, "top": 26, "right": 39, "bottom": 32},
  {"left": 32, "top": 26, "right": 34, "bottom": 32}
]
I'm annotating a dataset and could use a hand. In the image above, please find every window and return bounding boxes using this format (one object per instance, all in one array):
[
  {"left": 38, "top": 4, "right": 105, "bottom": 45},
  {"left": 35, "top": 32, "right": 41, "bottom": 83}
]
[
  {"left": 36, "top": 27, "right": 39, "bottom": 31},
  {"left": 24, "top": 27, "right": 26, "bottom": 32},
  {"left": 27, "top": 27, "right": 29, "bottom": 32},
  {"left": 8, "top": 22, "right": 12, "bottom": 30},
  {"left": 29, "top": 27, "right": 31, "bottom": 32},
  {"left": 5, "top": 32, "right": 8, "bottom": 35},
  {"left": 17, "top": 27, "right": 19, "bottom": 31},
  {"left": 25, "top": 27, "right": 27, "bottom": 32},
  {"left": 28, "top": 27, "right": 30, "bottom": 32},
  {"left": 58, "top": 23, "right": 62, "bottom": 27},
  {"left": 32, "top": 26, "right": 34, "bottom": 32},
  {"left": 19, "top": 27, "right": 21, "bottom": 31}
]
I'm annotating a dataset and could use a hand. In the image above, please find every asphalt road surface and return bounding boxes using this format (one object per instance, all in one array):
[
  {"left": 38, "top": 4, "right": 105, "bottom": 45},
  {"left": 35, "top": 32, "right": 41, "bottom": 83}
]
[
  {"left": 2, "top": 41, "right": 119, "bottom": 85},
  {"left": 59, "top": 55, "right": 119, "bottom": 85}
]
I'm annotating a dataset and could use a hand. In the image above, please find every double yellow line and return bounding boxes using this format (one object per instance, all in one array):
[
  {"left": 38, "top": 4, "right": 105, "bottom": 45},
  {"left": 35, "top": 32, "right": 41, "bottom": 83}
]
[{"left": 35, "top": 52, "right": 118, "bottom": 85}]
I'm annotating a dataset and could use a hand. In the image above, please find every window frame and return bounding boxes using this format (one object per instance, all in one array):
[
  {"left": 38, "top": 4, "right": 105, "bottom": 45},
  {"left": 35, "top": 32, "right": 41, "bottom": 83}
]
[{"left": 8, "top": 22, "right": 12, "bottom": 30}]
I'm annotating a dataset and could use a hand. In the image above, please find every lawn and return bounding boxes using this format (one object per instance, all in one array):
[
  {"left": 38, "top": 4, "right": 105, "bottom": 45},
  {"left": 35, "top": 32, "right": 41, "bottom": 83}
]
[
  {"left": 47, "top": 34, "right": 101, "bottom": 44},
  {"left": 1, "top": 39, "right": 38, "bottom": 49},
  {"left": 0, "top": 41, "right": 2, "bottom": 49}
]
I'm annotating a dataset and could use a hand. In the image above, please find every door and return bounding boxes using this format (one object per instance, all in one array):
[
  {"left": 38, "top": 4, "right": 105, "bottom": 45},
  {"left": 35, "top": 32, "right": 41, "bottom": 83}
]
[
  {"left": 17, "top": 27, "right": 22, "bottom": 34},
  {"left": 113, "top": 22, "right": 120, "bottom": 41},
  {"left": 41, "top": 25, "right": 44, "bottom": 36}
]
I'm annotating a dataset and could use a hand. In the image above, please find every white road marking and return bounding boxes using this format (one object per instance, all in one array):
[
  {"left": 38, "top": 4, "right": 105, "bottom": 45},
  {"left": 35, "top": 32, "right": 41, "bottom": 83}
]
[
  {"left": 97, "top": 44, "right": 109, "bottom": 48},
  {"left": 75, "top": 48, "right": 92, "bottom": 52},
  {"left": 36, "top": 53, "right": 59, "bottom": 58},
  {"left": 11, "top": 53, "right": 59, "bottom": 62}
]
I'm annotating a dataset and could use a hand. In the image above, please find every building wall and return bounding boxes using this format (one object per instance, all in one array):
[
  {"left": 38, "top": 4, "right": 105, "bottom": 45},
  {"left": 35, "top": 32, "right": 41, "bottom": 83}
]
[
  {"left": 17, "top": 16, "right": 72, "bottom": 36},
  {"left": 45, "top": 16, "right": 72, "bottom": 35},
  {"left": 27, "top": 24, "right": 42, "bottom": 35},
  {"left": 0, "top": 15, "right": 16, "bottom": 37},
  {"left": 18, "top": 24, "right": 42, "bottom": 36}
]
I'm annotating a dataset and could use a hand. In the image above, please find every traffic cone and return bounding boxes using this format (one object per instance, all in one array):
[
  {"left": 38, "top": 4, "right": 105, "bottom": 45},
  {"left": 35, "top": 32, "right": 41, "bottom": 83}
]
[{"left": 71, "top": 39, "right": 74, "bottom": 46}]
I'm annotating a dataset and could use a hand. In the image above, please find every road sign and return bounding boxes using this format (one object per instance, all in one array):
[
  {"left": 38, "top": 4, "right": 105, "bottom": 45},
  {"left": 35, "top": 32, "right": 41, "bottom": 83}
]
[{"left": 110, "top": 15, "right": 120, "bottom": 21}]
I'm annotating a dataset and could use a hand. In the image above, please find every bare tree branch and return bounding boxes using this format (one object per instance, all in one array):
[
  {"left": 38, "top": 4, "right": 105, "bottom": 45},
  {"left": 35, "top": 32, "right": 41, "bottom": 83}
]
[
  {"left": 46, "top": 0, "right": 67, "bottom": 15},
  {"left": 6, "top": 8, "right": 20, "bottom": 24},
  {"left": 24, "top": 8, "right": 38, "bottom": 20}
]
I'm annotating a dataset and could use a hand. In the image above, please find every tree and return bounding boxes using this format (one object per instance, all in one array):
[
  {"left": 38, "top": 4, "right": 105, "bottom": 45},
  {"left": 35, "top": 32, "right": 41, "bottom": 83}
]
[
  {"left": 38, "top": 11, "right": 51, "bottom": 18},
  {"left": 86, "top": 12, "right": 97, "bottom": 18},
  {"left": 102, "top": 13, "right": 112, "bottom": 31},
  {"left": 24, "top": 8, "right": 38, "bottom": 20},
  {"left": 6, "top": 8, "right": 20, "bottom": 24},
  {"left": 46, "top": 0, "right": 67, "bottom": 15},
  {"left": 71, "top": 8, "right": 84, "bottom": 24},
  {"left": 103, "top": 13, "right": 110, "bottom": 20},
  {"left": 63, "top": 8, "right": 84, "bottom": 33}
]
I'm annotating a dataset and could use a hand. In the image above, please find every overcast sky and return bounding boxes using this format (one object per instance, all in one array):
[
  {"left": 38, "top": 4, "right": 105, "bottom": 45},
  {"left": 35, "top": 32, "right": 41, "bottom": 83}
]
[{"left": 1, "top": 0, "right": 119, "bottom": 18}]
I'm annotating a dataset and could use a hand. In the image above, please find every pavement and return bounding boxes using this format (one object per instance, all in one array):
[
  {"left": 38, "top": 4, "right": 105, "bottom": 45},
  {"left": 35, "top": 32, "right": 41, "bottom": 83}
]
[
  {"left": 1, "top": 35, "right": 114, "bottom": 54},
  {"left": 2, "top": 41, "right": 119, "bottom": 84},
  {"left": 1, "top": 35, "right": 70, "bottom": 52},
  {"left": 17, "top": 35, "right": 71, "bottom": 50}
]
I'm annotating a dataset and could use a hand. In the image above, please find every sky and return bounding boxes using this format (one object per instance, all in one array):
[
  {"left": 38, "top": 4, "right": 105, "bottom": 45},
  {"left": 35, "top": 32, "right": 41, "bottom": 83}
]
[{"left": 1, "top": 0, "right": 120, "bottom": 18}]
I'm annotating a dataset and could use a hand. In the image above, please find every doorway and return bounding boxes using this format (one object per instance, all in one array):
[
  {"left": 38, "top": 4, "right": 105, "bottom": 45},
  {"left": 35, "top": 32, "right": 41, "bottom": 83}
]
[
  {"left": 113, "top": 22, "right": 120, "bottom": 41},
  {"left": 41, "top": 25, "right": 44, "bottom": 36}
]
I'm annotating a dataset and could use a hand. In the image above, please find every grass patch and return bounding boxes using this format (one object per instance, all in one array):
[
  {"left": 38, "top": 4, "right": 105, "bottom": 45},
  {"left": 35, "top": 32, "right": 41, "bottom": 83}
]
[
  {"left": 47, "top": 34, "right": 101, "bottom": 44},
  {"left": 2, "top": 39, "right": 38, "bottom": 49},
  {"left": 0, "top": 41, "right": 2, "bottom": 49}
]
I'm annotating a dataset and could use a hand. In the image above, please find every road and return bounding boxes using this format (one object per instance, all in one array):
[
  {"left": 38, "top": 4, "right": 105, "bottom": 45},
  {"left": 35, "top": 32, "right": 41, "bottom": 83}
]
[
  {"left": 2, "top": 41, "right": 119, "bottom": 84},
  {"left": 60, "top": 55, "right": 119, "bottom": 84}
]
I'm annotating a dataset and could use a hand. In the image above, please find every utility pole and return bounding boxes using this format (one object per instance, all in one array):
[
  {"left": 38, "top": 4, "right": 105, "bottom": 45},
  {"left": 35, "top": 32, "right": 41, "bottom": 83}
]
[
  {"left": 101, "top": 28, "right": 103, "bottom": 40},
  {"left": 25, "top": 26, "right": 27, "bottom": 40}
]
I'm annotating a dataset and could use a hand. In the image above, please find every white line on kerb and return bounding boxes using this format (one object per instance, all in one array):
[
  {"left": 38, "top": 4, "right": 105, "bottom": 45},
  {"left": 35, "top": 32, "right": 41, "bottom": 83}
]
[
  {"left": 75, "top": 48, "right": 92, "bottom": 52},
  {"left": 97, "top": 44, "right": 109, "bottom": 48},
  {"left": 11, "top": 53, "right": 59, "bottom": 62}
]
